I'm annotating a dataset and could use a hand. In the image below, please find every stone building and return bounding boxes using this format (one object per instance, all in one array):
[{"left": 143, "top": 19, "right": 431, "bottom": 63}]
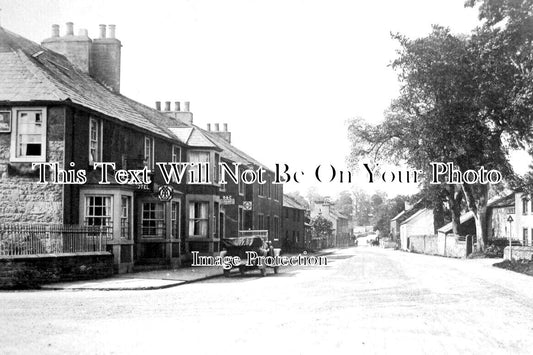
[
  {"left": 0, "top": 23, "right": 282, "bottom": 273},
  {"left": 310, "top": 199, "right": 352, "bottom": 248},
  {"left": 282, "top": 194, "right": 307, "bottom": 251}
]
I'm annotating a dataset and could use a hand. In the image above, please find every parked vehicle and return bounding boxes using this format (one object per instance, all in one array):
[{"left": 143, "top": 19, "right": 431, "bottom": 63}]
[{"left": 220, "top": 231, "right": 281, "bottom": 277}]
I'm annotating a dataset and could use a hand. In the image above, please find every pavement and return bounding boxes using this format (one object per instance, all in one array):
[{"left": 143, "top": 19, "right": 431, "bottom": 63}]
[
  {"left": 39, "top": 266, "right": 226, "bottom": 291},
  {"left": 39, "top": 249, "right": 336, "bottom": 291}
]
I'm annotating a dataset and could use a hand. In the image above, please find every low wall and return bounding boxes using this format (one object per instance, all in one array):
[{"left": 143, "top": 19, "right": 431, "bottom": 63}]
[
  {"left": 409, "top": 234, "right": 469, "bottom": 258},
  {"left": 443, "top": 235, "right": 467, "bottom": 258},
  {"left": 0, "top": 252, "right": 113, "bottom": 289},
  {"left": 380, "top": 240, "right": 396, "bottom": 249},
  {"left": 504, "top": 246, "right": 533, "bottom": 261},
  {"left": 409, "top": 235, "right": 439, "bottom": 255}
]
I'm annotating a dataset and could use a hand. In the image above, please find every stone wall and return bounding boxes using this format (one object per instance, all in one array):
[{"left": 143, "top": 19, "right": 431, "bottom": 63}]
[
  {"left": 0, "top": 252, "right": 113, "bottom": 289},
  {"left": 380, "top": 240, "right": 397, "bottom": 249},
  {"left": 504, "top": 246, "right": 533, "bottom": 261},
  {"left": 409, "top": 235, "right": 439, "bottom": 255},
  {"left": 410, "top": 233, "right": 468, "bottom": 258},
  {"left": 443, "top": 235, "right": 468, "bottom": 258},
  {"left": 0, "top": 106, "right": 65, "bottom": 224}
]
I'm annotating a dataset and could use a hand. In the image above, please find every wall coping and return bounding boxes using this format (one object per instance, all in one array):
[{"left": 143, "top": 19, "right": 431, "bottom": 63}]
[{"left": 0, "top": 252, "right": 112, "bottom": 260}]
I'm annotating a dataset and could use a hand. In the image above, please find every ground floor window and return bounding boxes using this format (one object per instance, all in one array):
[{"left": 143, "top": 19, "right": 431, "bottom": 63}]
[
  {"left": 142, "top": 202, "right": 166, "bottom": 237},
  {"left": 85, "top": 196, "right": 113, "bottom": 227},
  {"left": 238, "top": 206, "right": 244, "bottom": 231},
  {"left": 172, "top": 201, "right": 180, "bottom": 239},
  {"left": 189, "top": 202, "right": 209, "bottom": 237},
  {"left": 523, "top": 228, "right": 529, "bottom": 246},
  {"left": 120, "top": 196, "right": 132, "bottom": 239}
]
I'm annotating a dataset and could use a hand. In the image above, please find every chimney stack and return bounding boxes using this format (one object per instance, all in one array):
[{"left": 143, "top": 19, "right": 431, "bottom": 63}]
[
  {"left": 209, "top": 123, "right": 231, "bottom": 143},
  {"left": 42, "top": 22, "right": 122, "bottom": 92},
  {"left": 42, "top": 22, "right": 91, "bottom": 72},
  {"left": 91, "top": 24, "right": 122, "bottom": 92},
  {"left": 155, "top": 101, "right": 161, "bottom": 111},
  {"left": 66, "top": 22, "right": 74, "bottom": 36},
  {"left": 162, "top": 100, "right": 193, "bottom": 125},
  {"left": 108, "top": 24, "right": 116, "bottom": 39},
  {"left": 99, "top": 24, "right": 106, "bottom": 39},
  {"left": 52, "top": 24, "right": 60, "bottom": 37}
]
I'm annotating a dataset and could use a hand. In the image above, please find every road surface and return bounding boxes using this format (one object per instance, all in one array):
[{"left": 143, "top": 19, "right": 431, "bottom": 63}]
[{"left": 2, "top": 247, "right": 533, "bottom": 354}]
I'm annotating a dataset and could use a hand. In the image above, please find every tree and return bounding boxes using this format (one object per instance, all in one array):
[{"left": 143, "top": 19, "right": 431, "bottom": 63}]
[
  {"left": 334, "top": 190, "right": 354, "bottom": 217},
  {"left": 311, "top": 215, "right": 334, "bottom": 241},
  {"left": 306, "top": 186, "right": 324, "bottom": 205},
  {"left": 348, "top": 5, "right": 533, "bottom": 251},
  {"left": 352, "top": 188, "right": 373, "bottom": 226}
]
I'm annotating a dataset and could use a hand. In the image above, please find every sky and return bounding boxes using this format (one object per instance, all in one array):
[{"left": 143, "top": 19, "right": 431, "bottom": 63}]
[{"left": 0, "top": 0, "right": 491, "bottom": 199}]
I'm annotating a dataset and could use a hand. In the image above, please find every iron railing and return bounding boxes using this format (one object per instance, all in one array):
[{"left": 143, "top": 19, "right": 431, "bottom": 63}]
[{"left": 0, "top": 224, "right": 112, "bottom": 256}]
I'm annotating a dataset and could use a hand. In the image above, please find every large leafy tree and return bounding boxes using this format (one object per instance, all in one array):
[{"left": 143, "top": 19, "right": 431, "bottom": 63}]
[
  {"left": 347, "top": 0, "right": 533, "bottom": 250},
  {"left": 311, "top": 215, "right": 334, "bottom": 241},
  {"left": 334, "top": 190, "right": 354, "bottom": 217}
]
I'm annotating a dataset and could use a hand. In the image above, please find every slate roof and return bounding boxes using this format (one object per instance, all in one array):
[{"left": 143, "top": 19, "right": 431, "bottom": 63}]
[
  {"left": 400, "top": 208, "right": 431, "bottom": 225},
  {"left": 487, "top": 192, "right": 515, "bottom": 208},
  {"left": 169, "top": 127, "right": 217, "bottom": 148},
  {"left": 0, "top": 26, "right": 189, "bottom": 142},
  {"left": 437, "top": 211, "right": 475, "bottom": 234},
  {"left": 283, "top": 194, "right": 307, "bottom": 210}
]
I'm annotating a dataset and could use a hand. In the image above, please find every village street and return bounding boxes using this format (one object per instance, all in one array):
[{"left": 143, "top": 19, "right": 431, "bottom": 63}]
[{"left": 2, "top": 247, "right": 533, "bottom": 354}]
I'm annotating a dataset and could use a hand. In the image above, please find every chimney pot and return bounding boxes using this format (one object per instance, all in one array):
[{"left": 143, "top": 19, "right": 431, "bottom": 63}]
[
  {"left": 165, "top": 101, "right": 171, "bottom": 111},
  {"left": 52, "top": 24, "right": 60, "bottom": 37},
  {"left": 155, "top": 101, "right": 161, "bottom": 111},
  {"left": 214, "top": 123, "right": 220, "bottom": 131},
  {"left": 183, "top": 101, "right": 190, "bottom": 112},
  {"left": 174, "top": 101, "right": 180, "bottom": 112},
  {"left": 108, "top": 24, "right": 116, "bottom": 39},
  {"left": 223, "top": 123, "right": 228, "bottom": 132},
  {"left": 99, "top": 24, "right": 106, "bottom": 39},
  {"left": 66, "top": 22, "right": 74, "bottom": 36},
  {"left": 207, "top": 123, "right": 211, "bottom": 131}
]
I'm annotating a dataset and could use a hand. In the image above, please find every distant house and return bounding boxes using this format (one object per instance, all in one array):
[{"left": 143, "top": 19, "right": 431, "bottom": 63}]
[
  {"left": 310, "top": 199, "right": 352, "bottom": 248},
  {"left": 390, "top": 200, "right": 424, "bottom": 242},
  {"left": 282, "top": 194, "right": 307, "bottom": 251},
  {"left": 487, "top": 191, "right": 533, "bottom": 246},
  {"left": 399, "top": 208, "right": 434, "bottom": 250}
]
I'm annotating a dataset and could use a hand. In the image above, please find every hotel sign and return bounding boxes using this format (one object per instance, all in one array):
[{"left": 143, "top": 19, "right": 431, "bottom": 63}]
[
  {"left": 158, "top": 185, "right": 174, "bottom": 201},
  {"left": 221, "top": 196, "right": 235, "bottom": 205}
]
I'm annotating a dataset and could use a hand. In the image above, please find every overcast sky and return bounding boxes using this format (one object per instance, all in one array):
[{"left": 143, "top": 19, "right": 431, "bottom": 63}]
[{"left": 1, "top": 0, "right": 489, "bottom": 198}]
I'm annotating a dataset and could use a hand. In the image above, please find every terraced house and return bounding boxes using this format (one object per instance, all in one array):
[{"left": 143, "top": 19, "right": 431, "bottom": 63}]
[{"left": 0, "top": 22, "right": 282, "bottom": 277}]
